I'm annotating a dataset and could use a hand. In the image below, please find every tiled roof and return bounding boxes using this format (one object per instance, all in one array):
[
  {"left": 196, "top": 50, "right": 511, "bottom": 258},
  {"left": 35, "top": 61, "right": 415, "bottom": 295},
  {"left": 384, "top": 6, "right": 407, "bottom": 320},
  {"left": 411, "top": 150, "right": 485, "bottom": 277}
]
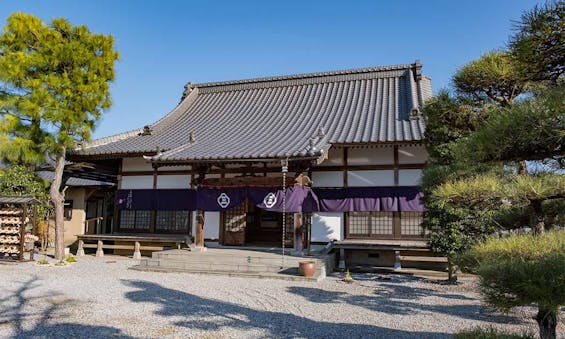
[
  {"left": 0, "top": 196, "right": 40, "bottom": 204},
  {"left": 75, "top": 62, "right": 432, "bottom": 163},
  {"left": 36, "top": 171, "right": 114, "bottom": 187}
]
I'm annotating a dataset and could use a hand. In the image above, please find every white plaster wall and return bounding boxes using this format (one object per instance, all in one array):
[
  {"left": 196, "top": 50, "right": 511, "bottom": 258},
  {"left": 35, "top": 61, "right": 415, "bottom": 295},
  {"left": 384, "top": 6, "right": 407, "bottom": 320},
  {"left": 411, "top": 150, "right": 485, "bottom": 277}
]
[
  {"left": 398, "top": 169, "right": 423, "bottom": 186},
  {"left": 348, "top": 170, "right": 394, "bottom": 186},
  {"left": 311, "top": 171, "right": 343, "bottom": 187},
  {"left": 398, "top": 146, "right": 428, "bottom": 164},
  {"left": 120, "top": 176, "right": 153, "bottom": 189},
  {"left": 63, "top": 187, "right": 86, "bottom": 245},
  {"left": 122, "top": 157, "right": 153, "bottom": 172},
  {"left": 317, "top": 147, "right": 343, "bottom": 166},
  {"left": 204, "top": 212, "right": 220, "bottom": 240},
  {"left": 311, "top": 212, "right": 343, "bottom": 242},
  {"left": 156, "top": 175, "right": 191, "bottom": 189},
  {"left": 348, "top": 147, "right": 394, "bottom": 165}
]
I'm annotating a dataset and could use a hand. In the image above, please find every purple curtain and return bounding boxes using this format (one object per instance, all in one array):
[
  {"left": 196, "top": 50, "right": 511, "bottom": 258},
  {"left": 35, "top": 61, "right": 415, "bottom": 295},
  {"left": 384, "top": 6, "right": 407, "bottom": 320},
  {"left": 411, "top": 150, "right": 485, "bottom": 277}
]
[
  {"left": 116, "top": 189, "right": 155, "bottom": 210},
  {"left": 313, "top": 186, "right": 424, "bottom": 212},
  {"left": 155, "top": 189, "right": 197, "bottom": 211},
  {"left": 196, "top": 187, "right": 248, "bottom": 211},
  {"left": 249, "top": 186, "right": 312, "bottom": 212},
  {"left": 116, "top": 189, "right": 197, "bottom": 210},
  {"left": 115, "top": 186, "right": 424, "bottom": 213}
]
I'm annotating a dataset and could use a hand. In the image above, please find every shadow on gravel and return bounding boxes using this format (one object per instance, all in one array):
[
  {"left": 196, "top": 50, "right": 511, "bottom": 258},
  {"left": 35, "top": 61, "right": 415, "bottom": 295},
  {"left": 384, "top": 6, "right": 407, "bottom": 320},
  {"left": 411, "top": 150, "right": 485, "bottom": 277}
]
[
  {"left": 0, "top": 277, "right": 132, "bottom": 338},
  {"left": 122, "top": 279, "right": 449, "bottom": 338},
  {"left": 286, "top": 282, "right": 523, "bottom": 325}
]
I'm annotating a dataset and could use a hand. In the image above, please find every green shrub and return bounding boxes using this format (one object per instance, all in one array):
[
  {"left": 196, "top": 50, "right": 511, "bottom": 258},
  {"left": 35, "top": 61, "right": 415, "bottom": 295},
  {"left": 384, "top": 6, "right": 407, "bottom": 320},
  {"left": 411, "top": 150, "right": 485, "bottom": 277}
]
[
  {"left": 65, "top": 255, "right": 77, "bottom": 263},
  {"left": 458, "top": 230, "right": 565, "bottom": 339},
  {"left": 455, "top": 326, "right": 534, "bottom": 339}
]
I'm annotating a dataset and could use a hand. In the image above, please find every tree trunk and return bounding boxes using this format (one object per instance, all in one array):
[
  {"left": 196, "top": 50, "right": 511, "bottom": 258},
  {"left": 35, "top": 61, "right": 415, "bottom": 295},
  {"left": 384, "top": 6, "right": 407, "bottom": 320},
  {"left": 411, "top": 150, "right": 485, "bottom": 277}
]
[
  {"left": 49, "top": 148, "right": 66, "bottom": 261},
  {"left": 517, "top": 160, "right": 528, "bottom": 175},
  {"left": 447, "top": 257, "right": 458, "bottom": 283},
  {"left": 531, "top": 200, "right": 545, "bottom": 234},
  {"left": 536, "top": 307, "right": 557, "bottom": 339}
]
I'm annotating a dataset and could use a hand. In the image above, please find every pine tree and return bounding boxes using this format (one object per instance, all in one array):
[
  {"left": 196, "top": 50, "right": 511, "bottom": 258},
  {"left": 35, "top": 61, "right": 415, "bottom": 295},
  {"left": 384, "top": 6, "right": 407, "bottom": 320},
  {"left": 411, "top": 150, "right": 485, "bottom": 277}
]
[{"left": 0, "top": 13, "right": 119, "bottom": 260}]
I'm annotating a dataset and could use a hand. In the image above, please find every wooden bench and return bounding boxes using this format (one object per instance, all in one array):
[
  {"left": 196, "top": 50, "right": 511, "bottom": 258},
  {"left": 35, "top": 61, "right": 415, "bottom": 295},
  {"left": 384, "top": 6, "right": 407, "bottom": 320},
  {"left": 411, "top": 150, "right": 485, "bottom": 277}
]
[{"left": 76, "top": 234, "right": 191, "bottom": 259}]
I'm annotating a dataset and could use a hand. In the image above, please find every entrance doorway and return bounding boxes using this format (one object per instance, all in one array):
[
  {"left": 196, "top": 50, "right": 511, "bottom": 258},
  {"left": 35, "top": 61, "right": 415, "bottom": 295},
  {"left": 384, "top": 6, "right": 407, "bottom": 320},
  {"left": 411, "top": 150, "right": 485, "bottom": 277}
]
[{"left": 220, "top": 199, "right": 293, "bottom": 247}]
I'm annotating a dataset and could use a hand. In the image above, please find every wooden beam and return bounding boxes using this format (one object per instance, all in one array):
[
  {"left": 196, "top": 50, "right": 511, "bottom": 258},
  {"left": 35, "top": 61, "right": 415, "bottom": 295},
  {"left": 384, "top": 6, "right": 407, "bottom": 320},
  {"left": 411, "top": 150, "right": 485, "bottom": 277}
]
[
  {"left": 119, "top": 163, "right": 425, "bottom": 176},
  {"left": 394, "top": 145, "right": 399, "bottom": 186}
]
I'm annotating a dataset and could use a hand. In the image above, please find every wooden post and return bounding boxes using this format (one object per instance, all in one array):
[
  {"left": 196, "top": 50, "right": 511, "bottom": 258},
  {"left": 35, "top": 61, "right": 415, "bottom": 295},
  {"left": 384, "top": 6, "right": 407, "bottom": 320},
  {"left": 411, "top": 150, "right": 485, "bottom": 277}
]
[
  {"left": 193, "top": 210, "right": 206, "bottom": 252},
  {"left": 133, "top": 241, "right": 141, "bottom": 259},
  {"left": 76, "top": 239, "right": 85, "bottom": 256},
  {"left": 96, "top": 240, "right": 104, "bottom": 257},
  {"left": 19, "top": 204, "right": 27, "bottom": 261},
  {"left": 291, "top": 212, "right": 303, "bottom": 256}
]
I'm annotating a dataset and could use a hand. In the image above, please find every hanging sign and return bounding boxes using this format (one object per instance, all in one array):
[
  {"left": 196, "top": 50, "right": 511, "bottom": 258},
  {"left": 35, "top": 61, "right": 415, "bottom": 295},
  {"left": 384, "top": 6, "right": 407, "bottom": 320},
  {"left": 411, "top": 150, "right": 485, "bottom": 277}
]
[
  {"left": 263, "top": 192, "right": 277, "bottom": 208},
  {"left": 217, "top": 193, "right": 231, "bottom": 208}
]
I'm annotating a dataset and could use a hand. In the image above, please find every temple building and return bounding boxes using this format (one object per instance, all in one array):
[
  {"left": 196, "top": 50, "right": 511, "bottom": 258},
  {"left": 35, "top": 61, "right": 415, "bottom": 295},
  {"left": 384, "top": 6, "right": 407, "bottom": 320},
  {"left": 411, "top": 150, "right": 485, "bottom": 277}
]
[{"left": 68, "top": 61, "right": 432, "bottom": 268}]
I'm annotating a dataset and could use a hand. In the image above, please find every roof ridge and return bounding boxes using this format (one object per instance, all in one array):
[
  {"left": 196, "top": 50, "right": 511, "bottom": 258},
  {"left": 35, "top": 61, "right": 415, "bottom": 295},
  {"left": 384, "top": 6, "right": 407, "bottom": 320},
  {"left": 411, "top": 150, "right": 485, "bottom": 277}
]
[
  {"left": 193, "top": 62, "right": 418, "bottom": 88},
  {"left": 79, "top": 127, "right": 144, "bottom": 150}
]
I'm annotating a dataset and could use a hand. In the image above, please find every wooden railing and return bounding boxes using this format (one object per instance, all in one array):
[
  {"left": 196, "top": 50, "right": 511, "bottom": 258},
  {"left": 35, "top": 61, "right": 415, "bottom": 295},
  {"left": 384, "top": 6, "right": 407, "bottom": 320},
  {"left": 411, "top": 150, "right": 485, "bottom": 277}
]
[{"left": 84, "top": 217, "right": 103, "bottom": 235}]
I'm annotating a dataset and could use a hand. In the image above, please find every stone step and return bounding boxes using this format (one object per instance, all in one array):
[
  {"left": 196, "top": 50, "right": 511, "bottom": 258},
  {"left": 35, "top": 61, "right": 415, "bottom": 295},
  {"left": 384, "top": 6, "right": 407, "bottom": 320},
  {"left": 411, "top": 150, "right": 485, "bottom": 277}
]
[
  {"left": 152, "top": 255, "right": 323, "bottom": 267},
  {"left": 130, "top": 265, "right": 324, "bottom": 282},
  {"left": 141, "top": 258, "right": 326, "bottom": 275},
  {"left": 400, "top": 255, "right": 448, "bottom": 263}
]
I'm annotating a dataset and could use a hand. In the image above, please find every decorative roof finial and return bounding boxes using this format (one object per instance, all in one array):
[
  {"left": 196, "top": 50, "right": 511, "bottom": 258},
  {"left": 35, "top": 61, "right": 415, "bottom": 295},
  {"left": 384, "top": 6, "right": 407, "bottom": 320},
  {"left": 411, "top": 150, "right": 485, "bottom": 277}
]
[
  {"left": 308, "top": 138, "right": 317, "bottom": 155},
  {"left": 139, "top": 125, "right": 152, "bottom": 136},
  {"left": 189, "top": 132, "right": 195, "bottom": 143},
  {"left": 181, "top": 82, "right": 195, "bottom": 101},
  {"left": 317, "top": 127, "right": 325, "bottom": 138}
]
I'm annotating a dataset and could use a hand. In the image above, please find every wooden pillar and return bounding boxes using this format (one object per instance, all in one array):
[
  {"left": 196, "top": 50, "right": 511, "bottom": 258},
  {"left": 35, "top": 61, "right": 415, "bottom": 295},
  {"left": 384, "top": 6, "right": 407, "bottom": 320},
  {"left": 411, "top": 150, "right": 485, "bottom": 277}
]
[
  {"left": 192, "top": 165, "right": 208, "bottom": 252},
  {"left": 343, "top": 147, "right": 349, "bottom": 239},
  {"left": 194, "top": 210, "right": 206, "bottom": 251},
  {"left": 393, "top": 145, "right": 401, "bottom": 239},
  {"left": 291, "top": 212, "right": 303, "bottom": 256},
  {"left": 150, "top": 164, "right": 159, "bottom": 234}
]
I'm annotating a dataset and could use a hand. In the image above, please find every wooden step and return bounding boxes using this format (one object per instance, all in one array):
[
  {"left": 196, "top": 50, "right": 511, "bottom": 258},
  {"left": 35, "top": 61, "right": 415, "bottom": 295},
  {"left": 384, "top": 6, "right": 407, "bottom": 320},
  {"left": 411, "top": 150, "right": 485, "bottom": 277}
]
[{"left": 400, "top": 255, "right": 448, "bottom": 263}]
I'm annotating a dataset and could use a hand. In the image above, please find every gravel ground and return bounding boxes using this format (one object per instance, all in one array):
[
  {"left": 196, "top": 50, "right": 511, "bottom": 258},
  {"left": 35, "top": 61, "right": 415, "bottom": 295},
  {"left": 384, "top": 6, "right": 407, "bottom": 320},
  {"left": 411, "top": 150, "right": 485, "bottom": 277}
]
[{"left": 0, "top": 256, "right": 562, "bottom": 338}]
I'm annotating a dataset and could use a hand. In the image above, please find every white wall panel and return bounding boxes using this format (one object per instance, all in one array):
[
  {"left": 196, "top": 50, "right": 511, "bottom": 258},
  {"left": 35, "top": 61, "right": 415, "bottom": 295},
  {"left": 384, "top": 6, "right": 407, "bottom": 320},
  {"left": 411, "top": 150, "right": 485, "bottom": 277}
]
[
  {"left": 156, "top": 175, "right": 191, "bottom": 189},
  {"left": 398, "top": 169, "right": 423, "bottom": 186},
  {"left": 348, "top": 170, "right": 394, "bottom": 186},
  {"left": 311, "top": 213, "right": 343, "bottom": 242},
  {"left": 318, "top": 147, "right": 343, "bottom": 166},
  {"left": 120, "top": 176, "right": 153, "bottom": 189},
  {"left": 204, "top": 212, "right": 220, "bottom": 240},
  {"left": 122, "top": 157, "right": 152, "bottom": 172},
  {"left": 348, "top": 147, "right": 394, "bottom": 165},
  {"left": 311, "top": 171, "right": 343, "bottom": 187},
  {"left": 398, "top": 147, "right": 428, "bottom": 164}
]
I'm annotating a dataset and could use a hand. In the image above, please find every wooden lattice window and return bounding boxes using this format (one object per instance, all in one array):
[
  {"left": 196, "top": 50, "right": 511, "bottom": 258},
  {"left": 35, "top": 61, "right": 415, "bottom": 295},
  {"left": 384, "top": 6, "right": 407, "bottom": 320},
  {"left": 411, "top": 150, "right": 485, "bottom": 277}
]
[
  {"left": 400, "top": 212, "right": 424, "bottom": 236},
  {"left": 156, "top": 211, "right": 190, "bottom": 233},
  {"left": 119, "top": 210, "right": 151, "bottom": 230},
  {"left": 348, "top": 211, "right": 394, "bottom": 238}
]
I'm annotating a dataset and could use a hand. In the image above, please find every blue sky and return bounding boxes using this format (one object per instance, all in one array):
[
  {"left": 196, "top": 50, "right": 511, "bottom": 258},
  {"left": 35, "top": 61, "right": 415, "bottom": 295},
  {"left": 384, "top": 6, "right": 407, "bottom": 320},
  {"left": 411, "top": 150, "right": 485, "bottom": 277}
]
[{"left": 1, "top": 0, "right": 541, "bottom": 138}]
